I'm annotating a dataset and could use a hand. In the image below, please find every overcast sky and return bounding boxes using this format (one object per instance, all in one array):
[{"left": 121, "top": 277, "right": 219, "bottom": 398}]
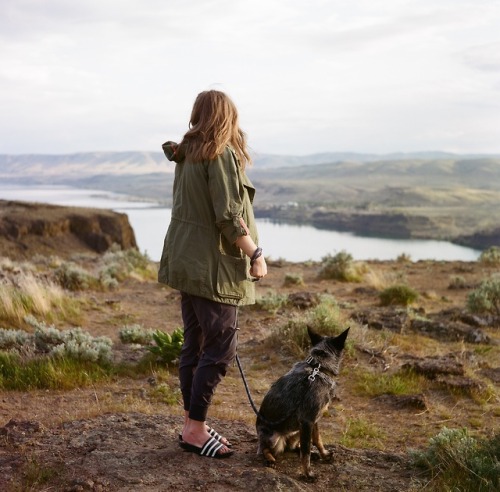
[{"left": 1, "top": 0, "right": 500, "bottom": 156}]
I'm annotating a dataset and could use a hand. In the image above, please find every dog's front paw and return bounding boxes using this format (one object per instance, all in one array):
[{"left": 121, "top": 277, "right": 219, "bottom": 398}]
[
  {"left": 265, "top": 460, "right": 276, "bottom": 469},
  {"left": 300, "top": 471, "right": 317, "bottom": 483},
  {"left": 320, "top": 450, "right": 333, "bottom": 462},
  {"left": 310, "top": 450, "right": 321, "bottom": 461}
]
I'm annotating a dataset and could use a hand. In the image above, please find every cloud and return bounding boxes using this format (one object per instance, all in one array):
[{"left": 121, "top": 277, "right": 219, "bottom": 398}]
[
  {"left": 461, "top": 42, "right": 500, "bottom": 72},
  {"left": 0, "top": 0, "right": 500, "bottom": 154}
]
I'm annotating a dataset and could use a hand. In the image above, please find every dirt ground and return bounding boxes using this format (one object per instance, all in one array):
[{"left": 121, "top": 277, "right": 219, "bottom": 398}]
[{"left": 1, "top": 258, "right": 499, "bottom": 491}]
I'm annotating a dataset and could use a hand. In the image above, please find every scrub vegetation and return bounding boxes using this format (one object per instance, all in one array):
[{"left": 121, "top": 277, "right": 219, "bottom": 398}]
[
  {"left": 1, "top": 247, "right": 499, "bottom": 491},
  {"left": 318, "top": 251, "right": 367, "bottom": 282},
  {"left": 412, "top": 427, "right": 500, "bottom": 491}
]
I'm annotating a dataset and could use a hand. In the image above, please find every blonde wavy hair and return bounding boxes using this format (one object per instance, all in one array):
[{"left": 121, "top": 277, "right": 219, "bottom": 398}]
[{"left": 180, "top": 90, "right": 252, "bottom": 169}]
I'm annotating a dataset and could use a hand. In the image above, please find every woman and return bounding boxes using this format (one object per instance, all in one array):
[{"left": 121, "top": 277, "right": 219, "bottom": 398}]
[{"left": 158, "top": 90, "right": 267, "bottom": 458}]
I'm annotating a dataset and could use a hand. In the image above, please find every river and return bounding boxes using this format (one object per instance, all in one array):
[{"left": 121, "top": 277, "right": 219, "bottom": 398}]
[{"left": 0, "top": 185, "right": 481, "bottom": 262}]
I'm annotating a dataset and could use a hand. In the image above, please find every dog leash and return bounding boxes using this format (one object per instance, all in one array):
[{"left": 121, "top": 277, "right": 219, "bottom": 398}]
[
  {"left": 235, "top": 352, "right": 336, "bottom": 422},
  {"left": 235, "top": 353, "right": 292, "bottom": 427},
  {"left": 235, "top": 352, "right": 308, "bottom": 428},
  {"left": 235, "top": 352, "right": 262, "bottom": 417}
]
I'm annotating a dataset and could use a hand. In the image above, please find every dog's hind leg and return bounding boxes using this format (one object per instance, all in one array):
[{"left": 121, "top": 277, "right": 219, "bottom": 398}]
[
  {"left": 286, "top": 432, "right": 300, "bottom": 452},
  {"left": 262, "top": 448, "right": 277, "bottom": 468},
  {"left": 299, "top": 421, "right": 314, "bottom": 479},
  {"left": 312, "top": 423, "right": 331, "bottom": 461}
]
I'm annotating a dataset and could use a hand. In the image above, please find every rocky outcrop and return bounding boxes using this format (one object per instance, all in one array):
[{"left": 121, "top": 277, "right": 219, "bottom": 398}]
[
  {"left": 352, "top": 307, "right": 492, "bottom": 343},
  {"left": 455, "top": 227, "right": 500, "bottom": 250},
  {"left": 310, "top": 210, "right": 442, "bottom": 239},
  {"left": 254, "top": 206, "right": 455, "bottom": 241},
  {"left": 0, "top": 413, "right": 413, "bottom": 492},
  {"left": 0, "top": 200, "right": 137, "bottom": 260}
]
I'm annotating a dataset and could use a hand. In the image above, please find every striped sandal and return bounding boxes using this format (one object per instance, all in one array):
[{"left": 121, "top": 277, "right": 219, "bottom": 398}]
[
  {"left": 179, "top": 426, "right": 232, "bottom": 447},
  {"left": 179, "top": 436, "right": 234, "bottom": 459},
  {"left": 208, "top": 426, "right": 232, "bottom": 447}
]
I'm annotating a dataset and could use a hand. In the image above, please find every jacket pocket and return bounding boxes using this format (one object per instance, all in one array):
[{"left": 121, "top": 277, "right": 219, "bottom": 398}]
[{"left": 216, "top": 254, "right": 249, "bottom": 300}]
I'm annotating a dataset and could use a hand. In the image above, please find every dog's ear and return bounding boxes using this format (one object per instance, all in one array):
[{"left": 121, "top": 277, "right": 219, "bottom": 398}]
[
  {"left": 327, "top": 327, "right": 350, "bottom": 352},
  {"left": 307, "top": 325, "right": 324, "bottom": 346}
]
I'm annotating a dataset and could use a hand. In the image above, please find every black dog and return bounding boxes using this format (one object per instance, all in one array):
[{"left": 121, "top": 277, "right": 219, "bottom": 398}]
[{"left": 256, "top": 327, "right": 349, "bottom": 479}]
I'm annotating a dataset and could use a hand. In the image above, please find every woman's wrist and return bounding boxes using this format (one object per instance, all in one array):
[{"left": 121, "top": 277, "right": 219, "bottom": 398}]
[{"left": 250, "top": 247, "right": 263, "bottom": 266}]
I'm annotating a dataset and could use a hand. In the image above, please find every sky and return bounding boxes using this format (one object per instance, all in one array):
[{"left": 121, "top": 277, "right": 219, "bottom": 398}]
[{"left": 1, "top": 0, "right": 500, "bottom": 156}]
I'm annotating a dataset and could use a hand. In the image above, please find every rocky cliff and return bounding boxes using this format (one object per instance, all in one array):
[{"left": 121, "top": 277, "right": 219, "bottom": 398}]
[
  {"left": 455, "top": 227, "right": 500, "bottom": 250},
  {"left": 0, "top": 200, "right": 137, "bottom": 260}
]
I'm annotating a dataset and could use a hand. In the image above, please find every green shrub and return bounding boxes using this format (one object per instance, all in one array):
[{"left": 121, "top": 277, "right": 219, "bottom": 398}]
[
  {"left": 479, "top": 246, "right": 500, "bottom": 266},
  {"left": 0, "top": 318, "right": 114, "bottom": 390},
  {"left": 54, "top": 262, "right": 96, "bottom": 291},
  {"left": 149, "top": 383, "right": 180, "bottom": 405},
  {"left": 448, "top": 275, "right": 468, "bottom": 290},
  {"left": 318, "top": 251, "right": 365, "bottom": 282},
  {"left": 268, "top": 318, "right": 309, "bottom": 357},
  {"left": 119, "top": 324, "right": 154, "bottom": 345},
  {"left": 54, "top": 248, "right": 153, "bottom": 292},
  {"left": 100, "top": 247, "right": 153, "bottom": 283},
  {"left": 253, "top": 291, "right": 289, "bottom": 314},
  {"left": 147, "top": 329, "right": 184, "bottom": 365},
  {"left": 307, "top": 296, "right": 343, "bottom": 334},
  {"left": 48, "top": 331, "right": 113, "bottom": 364},
  {"left": 412, "top": 428, "right": 500, "bottom": 491},
  {"left": 283, "top": 273, "right": 304, "bottom": 287},
  {"left": 467, "top": 276, "right": 500, "bottom": 317},
  {"left": 340, "top": 417, "right": 386, "bottom": 449},
  {"left": 0, "top": 351, "right": 110, "bottom": 390},
  {"left": 0, "top": 328, "right": 30, "bottom": 350},
  {"left": 26, "top": 316, "right": 113, "bottom": 364},
  {"left": 379, "top": 284, "right": 419, "bottom": 306},
  {"left": 268, "top": 296, "right": 348, "bottom": 357},
  {"left": 396, "top": 253, "right": 412, "bottom": 263},
  {"left": 354, "top": 368, "right": 426, "bottom": 397}
]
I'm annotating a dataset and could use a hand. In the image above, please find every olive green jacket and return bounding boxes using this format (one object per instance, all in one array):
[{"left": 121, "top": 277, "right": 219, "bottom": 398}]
[{"left": 158, "top": 141, "right": 258, "bottom": 305}]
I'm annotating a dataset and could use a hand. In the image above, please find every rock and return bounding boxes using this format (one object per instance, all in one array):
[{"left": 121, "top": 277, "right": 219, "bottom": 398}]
[
  {"left": 0, "top": 412, "right": 414, "bottom": 492},
  {"left": 0, "top": 200, "right": 137, "bottom": 259},
  {"left": 410, "top": 318, "right": 490, "bottom": 344},
  {"left": 310, "top": 210, "right": 442, "bottom": 240},
  {"left": 373, "top": 394, "right": 428, "bottom": 410},
  {"left": 0, "top": 419, "right": 43, "bottom": 445},
  {"left": 465, "top": 329, "right": 491, "bottom": 344},
  {"left": 479, "top": 367, "right": 500, "bottom": 384},
  {"left": 402, "top": 355, "right": 465, "bottom": 378},
  {"left": 351, "top": 308, "right": 410, "bottom": 333},
  {"left": 288, "top": 291, "right": 320, "bottom": 309},
  {"left": 435, "top": 375, "right": 485, "bottom": 393},
  {"left": 455, "top": 226, "right": 500, "bottom": 250}
]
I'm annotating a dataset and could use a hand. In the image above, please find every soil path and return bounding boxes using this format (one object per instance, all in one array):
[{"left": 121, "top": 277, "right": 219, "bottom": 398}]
[{"left": 1, "top": 412, "right": 414, "bottom": 491}]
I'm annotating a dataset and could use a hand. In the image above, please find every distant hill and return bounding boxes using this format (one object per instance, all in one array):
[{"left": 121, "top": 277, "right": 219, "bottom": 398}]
[
  {"left": 249, "top": 157, "right": 500, "bottom": 192},
  {"left": 2, "top": 150, "right": 500, "bottom": 180},
  {"left": 251, "top": 151, "right": 500, "bottom": 168},
  {"left": 0, "top": 151, "right": 169, "bottom": 178}
]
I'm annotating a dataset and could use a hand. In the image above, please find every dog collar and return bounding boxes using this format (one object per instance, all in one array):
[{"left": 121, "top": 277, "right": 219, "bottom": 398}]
[
  {"left": 305, "top": 355, "right": 338, "bottom": 383},
  {"left": 306, "top": 355, "right": 320, "bottom": 368}
]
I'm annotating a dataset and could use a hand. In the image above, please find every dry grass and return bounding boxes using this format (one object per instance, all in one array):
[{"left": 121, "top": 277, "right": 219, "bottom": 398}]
[
  {"left": 0, "top": 273, "right": 80, "bottom": 327},
  {"left": 363, "top": 267, "right": 407, "bottom": 291},
  {"left": 339, "top": 417, "right": 387, "bottom": 449}
]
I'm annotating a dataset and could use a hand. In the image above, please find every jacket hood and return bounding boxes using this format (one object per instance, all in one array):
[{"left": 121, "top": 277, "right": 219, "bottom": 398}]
[{"left": 162, "top": 141, "right": 185, "bottom": 163}]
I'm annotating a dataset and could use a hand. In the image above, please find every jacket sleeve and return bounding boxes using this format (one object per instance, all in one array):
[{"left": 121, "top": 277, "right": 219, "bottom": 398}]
[{"left": 208, "top": 147, "right": 248, "bottom": 244}]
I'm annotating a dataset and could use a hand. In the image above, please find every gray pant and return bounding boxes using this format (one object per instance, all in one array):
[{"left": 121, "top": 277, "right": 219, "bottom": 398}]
[{"left": 179, "top": 292, "right": 238, "bottom": 422}]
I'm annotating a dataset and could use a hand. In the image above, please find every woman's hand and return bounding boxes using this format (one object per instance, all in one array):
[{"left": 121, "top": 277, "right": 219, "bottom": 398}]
[
  {"left": 234, "top": 233, "right": 268, "bottom": 280},
  {"left": 250, "top": 254, "right": 267, "bottom": 279}
]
